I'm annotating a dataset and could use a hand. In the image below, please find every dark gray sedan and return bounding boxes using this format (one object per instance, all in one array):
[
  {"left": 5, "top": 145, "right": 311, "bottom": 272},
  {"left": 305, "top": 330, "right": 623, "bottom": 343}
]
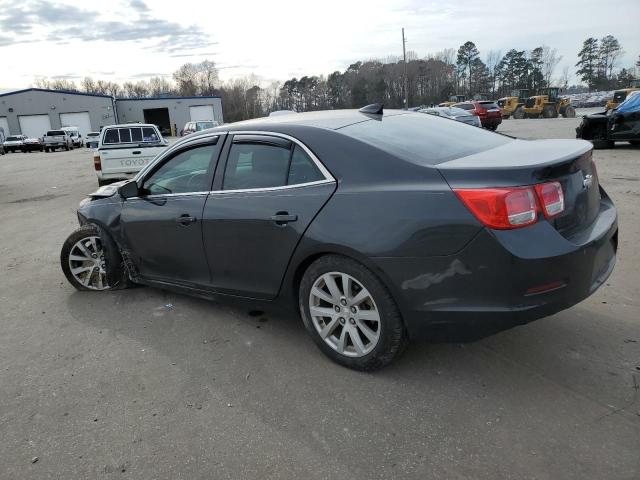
[
  {"left": 419, "top": 106, "right": 481, "bottom": 127},
  {"left": 60, "top": 107, "right": 617, "bottom": 370}
]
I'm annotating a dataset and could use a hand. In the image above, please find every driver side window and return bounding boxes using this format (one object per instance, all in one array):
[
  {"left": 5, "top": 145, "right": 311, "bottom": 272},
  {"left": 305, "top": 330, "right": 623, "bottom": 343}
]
[{"left": 143, "top": 143, "right": 217, "bottom": 195}]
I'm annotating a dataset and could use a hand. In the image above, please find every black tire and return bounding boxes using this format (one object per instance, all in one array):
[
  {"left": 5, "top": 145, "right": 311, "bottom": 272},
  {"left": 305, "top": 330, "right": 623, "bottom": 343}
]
[
  {"left": 61, "top": 224, "right": 131, "bottom": 291},
  {"left": 592, "top": 139, "right": 614, "bottom": 149},
  {"left": 563, "top": 106, "right": 576, "bottom": 118},
  {"left": 512, "top": 107, "right": 524, "bottom": 119},
  {"left": 299, "top": 255, "right": 407, "bottom": 371},
  {"left": 629, "top": 140, "right": 640, "bottom": 146},
  {"left": 542, "top": 105, "right": 556, "bottom": 118},
  {"left": 97, "top": 178, "right": 111, "bottom": 186}
]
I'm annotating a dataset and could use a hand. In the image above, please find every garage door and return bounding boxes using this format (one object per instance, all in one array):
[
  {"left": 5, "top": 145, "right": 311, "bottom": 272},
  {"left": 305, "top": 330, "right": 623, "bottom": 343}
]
[
  {"left": 0, "top": 117, "right": 9, "bottom": 138},
  {"left": 60, "top": 112, "right": 92, "bottom": 137},
  {"left": 18, "top": 114, "right": 52, "bottom": 138},
  {"left": 189, "top": 105, "right": 215, "bottom": 121}
]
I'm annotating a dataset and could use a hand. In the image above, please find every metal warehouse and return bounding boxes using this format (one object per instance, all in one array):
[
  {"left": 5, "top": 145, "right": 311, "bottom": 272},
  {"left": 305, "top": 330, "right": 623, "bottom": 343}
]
[
  {"left": 116, "top": 96, "right": 223, "bottom": 136},
  {"left": 0, "top": 88, "right": 224, "bottom": 138},
  {"left": 0, "top": 88, "right": 116, "bottom": 138}
]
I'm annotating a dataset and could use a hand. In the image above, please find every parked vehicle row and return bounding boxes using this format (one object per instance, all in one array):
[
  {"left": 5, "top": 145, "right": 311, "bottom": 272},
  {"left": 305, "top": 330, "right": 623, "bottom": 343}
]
[
  {"left": 418, "top": 106, "right": 481, "bottom": 127},
  {"left": 61, "top": 105, "right": 617, "bottom": 370},
  {"left": 1, "top": 126, "right": 90, "bottom": 153}
]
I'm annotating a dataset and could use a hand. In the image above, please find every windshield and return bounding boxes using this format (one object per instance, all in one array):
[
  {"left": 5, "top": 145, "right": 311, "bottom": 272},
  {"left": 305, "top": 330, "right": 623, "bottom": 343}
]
[
  {"left": 479, "top": 102, "right": 499, "bottom": 109},
  {"left": 338, "top": 112, "right": 511, "bottom": 165},
  {"left": 6, "top": 136, "right": 21, "bottom": 141},
  {"left": 448, "top": 107, "right": 472, "bottom": 116},
  {"left": 196, "top": 121, "right": 216, "bottom": 130},
  {"left": 47, "top": 130, "right": 65, "bottom": 136}
]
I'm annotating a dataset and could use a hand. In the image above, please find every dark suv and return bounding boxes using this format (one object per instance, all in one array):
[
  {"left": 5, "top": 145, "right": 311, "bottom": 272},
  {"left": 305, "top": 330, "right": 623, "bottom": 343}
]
[{"left": 453, "top": 101, "right": 502, "bottom": 130}]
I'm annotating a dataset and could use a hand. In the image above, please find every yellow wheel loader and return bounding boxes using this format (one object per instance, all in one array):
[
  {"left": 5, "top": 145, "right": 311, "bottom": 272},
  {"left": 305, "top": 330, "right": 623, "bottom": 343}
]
[
  {"left": 439, "top": 94, "right": 466, "bottom": 107},
  {"left": 521, "top": 87, "right": 575, "bottom": 119},
  {"left": 606, "top": 80, "right": 640, "bottom": 111},
  {"left": 497, "top": 89, "right": 529, "bottom": 119}
]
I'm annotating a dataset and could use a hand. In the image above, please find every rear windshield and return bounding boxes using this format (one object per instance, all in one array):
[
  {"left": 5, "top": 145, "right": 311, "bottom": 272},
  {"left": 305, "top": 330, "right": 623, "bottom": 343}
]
[
  {"left": 196, "top": 121, "right": 216, "bottom": 130},
  {"left": 103, "top": 126, "right": 160, "bottom": 144},
  {"left": 339, "top": 113, "right": 511, "bottom": 165},
  {"left": 479, "top": 102, "right": 499, "bottom": 109},
  {"left": 47, "top": 130, "right": 65, "bottom": 136},
  {"left": 87, "top": 132, "right": 99, "bottom": 137},
  {"left": 613, "top": 91, "right": 627, "bottom": 102}
]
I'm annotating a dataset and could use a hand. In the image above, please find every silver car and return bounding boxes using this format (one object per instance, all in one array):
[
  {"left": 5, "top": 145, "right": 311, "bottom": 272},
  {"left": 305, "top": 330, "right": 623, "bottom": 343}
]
[{"left": 419, "top": 107, "right": 481, "bottom": 127}]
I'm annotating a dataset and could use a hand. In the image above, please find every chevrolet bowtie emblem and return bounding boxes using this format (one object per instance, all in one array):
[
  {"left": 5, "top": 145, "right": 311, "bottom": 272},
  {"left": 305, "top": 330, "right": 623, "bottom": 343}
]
[{"left": 583, "top": 174, "right": 593, "bottom": 189}]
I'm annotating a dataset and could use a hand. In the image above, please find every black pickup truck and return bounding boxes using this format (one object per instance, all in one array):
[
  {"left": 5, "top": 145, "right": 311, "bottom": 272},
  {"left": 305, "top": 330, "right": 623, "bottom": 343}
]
[{"left": 576, "top": 93, "right": 640, "bottom": 149}]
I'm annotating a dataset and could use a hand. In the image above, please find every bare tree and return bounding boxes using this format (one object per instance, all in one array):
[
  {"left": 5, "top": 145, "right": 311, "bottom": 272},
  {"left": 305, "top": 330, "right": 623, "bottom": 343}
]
[
  {"left": 542, "top": 46, "right": 562, "bottom": 86},
  {"left": 485, "top": 50, "right": 502, "bottom": 96},
  {"left": 560, "top": 65, "right": 570, "bottom": 89},
  {"left": 173, "top": 63, "right": 199, "bottom": 96}
]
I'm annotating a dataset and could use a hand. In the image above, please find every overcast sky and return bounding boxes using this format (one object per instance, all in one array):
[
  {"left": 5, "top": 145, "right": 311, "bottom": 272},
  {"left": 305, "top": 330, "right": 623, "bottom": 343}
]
[{"left": 0, "top": 0, "right": 638, "bottom": 90}]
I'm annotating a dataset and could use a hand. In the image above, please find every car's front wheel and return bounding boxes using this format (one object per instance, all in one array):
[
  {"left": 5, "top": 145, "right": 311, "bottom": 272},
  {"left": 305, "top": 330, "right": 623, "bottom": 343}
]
[
  {"left": 299, "top": 255, "right": 407, "bottom": 371},
  {"left": 61, "top": 225, "right": 130, "bottom": 291}
]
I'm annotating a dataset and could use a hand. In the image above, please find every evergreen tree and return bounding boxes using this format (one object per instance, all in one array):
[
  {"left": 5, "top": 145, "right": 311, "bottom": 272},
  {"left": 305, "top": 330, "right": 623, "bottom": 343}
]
[{"left": 575, "top": 37, "right": 599, "bottom": 90}]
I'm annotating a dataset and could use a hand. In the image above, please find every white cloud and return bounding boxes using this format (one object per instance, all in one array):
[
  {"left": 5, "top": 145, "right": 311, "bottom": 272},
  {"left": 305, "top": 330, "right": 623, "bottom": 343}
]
[{"left": 0, "top": 0, "right": 638, "bottom": 89}]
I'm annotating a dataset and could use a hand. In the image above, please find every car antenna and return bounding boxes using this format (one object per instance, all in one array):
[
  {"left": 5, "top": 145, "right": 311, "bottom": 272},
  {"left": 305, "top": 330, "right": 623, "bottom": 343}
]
[{"left": 359, "top": 103, "right": 384, "bottom": 115}]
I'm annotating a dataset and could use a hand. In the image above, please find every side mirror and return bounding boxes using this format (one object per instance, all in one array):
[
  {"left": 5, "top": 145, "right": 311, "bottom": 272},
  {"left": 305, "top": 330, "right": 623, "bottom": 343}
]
[{"left": 119, "top": 180, "right": 141, "bottom": 199}]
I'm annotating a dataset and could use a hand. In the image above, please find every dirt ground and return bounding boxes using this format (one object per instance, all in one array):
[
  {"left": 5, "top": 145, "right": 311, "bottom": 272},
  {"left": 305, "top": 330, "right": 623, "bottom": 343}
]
[{"left": 1, "top": 114, "right": 639, "bottom": 479}]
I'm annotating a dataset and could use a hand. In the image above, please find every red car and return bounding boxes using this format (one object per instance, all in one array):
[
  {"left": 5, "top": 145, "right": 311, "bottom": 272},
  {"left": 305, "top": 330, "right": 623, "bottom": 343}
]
[{"left": 453, "top": 101, "right": 502, "bottom": 130}]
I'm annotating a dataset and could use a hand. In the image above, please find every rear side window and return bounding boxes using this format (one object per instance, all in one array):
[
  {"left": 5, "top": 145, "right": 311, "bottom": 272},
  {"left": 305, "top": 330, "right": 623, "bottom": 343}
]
[
  {"left": 339, "top": 113, "right": 511, "bottom": 165},
  {"left": 142, "top": 127, "right": 159, "bottom": 142},
  {"left": 224, "top": 143, "right": 291, "bottom": 190},
  {"left": 131, "top": 128, "right": 142, "bottom": 142},
  {"left": 288, "top": 145, "right": 323, "bottom": 185},
  {"left": 103, "top": 128, "right": 119, "bottom": 144},
  {"left": 119, "top": 128, "right": 132, "bottom": 143}
]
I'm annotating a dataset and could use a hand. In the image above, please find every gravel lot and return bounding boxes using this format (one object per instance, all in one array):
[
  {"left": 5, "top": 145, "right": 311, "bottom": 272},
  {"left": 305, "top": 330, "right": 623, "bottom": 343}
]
[{"left": 1, "top": 115, "right": 639, "bottom": 479}]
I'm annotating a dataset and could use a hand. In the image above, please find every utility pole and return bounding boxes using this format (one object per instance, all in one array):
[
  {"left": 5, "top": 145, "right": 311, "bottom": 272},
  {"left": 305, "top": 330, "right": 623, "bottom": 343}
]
[{"left": 402, "top": 28, "right": 408, "bottom": 108}]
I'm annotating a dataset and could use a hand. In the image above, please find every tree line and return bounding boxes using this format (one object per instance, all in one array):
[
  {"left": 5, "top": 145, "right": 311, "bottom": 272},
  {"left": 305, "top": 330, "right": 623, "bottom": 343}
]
[{"left": 32, "top": 35, "right": 636, "bottom": 123}]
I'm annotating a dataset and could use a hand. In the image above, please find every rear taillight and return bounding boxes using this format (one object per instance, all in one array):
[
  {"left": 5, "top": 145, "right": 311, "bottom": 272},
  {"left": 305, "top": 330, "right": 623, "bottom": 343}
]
[
  {"left": 535, "top": 181, "right": 564, "bottom": 218},
  {"left": 455, "top": 181, "right": 566, "bottom": 229},
  {"left": 454, "top": 187, "right": 537, "bottom": 229},
  {"left": 93, "top": 154, "right": 101, "bottom": 171}
]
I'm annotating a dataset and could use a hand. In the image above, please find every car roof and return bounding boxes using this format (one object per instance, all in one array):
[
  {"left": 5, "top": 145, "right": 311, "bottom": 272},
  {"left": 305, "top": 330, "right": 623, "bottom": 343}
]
[
  {"left": 102, "top": 123, "right": 158, "bottom": 129},
  {"left": 205, "top": 109, "right": 409, "bottom": 134}
]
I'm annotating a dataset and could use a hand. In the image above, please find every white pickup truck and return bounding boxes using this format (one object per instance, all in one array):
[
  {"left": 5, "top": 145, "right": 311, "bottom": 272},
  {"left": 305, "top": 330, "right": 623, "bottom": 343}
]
[{"left": 93, "top": 123, "right": 168, "bottom": 186}]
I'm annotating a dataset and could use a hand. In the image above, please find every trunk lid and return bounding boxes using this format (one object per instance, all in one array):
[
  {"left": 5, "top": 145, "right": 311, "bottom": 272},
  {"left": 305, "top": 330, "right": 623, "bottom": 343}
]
[{"left": 437, "top": 139, "right": 601, "bottom": 237}]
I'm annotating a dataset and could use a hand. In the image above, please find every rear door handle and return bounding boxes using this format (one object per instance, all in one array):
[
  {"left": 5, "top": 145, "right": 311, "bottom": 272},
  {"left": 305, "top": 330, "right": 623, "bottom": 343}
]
[
  {"left": 271, "top": 212, "right": 298, "bottom": 225},
  {"left": 176, "top": 214, "right": 197, "bottom": 226},
  {"left": 132, "top": 151, "right": 142, "bottom": 155}
]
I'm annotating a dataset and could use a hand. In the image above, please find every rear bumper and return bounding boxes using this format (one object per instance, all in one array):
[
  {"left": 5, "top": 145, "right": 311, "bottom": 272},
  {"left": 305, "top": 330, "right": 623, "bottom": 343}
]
[
  {"left": 480, "top": 116, "right": 502, "bottom": 127},
  {"left": 374, "top": 198, "right": 618, "bottom": 340}
]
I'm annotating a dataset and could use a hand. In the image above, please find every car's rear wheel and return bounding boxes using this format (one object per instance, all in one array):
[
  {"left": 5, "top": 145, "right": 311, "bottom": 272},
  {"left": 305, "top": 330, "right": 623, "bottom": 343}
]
[
  {"left": 61, "top": 225, "right": 130, "bottom": 291},
  {"left": 299, "top": 255, "right": 407, "bottom": 371}
]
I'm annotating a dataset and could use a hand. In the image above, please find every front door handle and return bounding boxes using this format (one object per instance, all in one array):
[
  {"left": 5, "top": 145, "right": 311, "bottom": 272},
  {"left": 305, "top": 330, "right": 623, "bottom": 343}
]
[
  {"left": 176, "top": 214, "right": 197, "bottom": 226},
  {"left": 271, "top": 212, "right": 298, "bottom": 226},
  {"left": 132, "top": 151, "right": 142, "bottom": 155}
]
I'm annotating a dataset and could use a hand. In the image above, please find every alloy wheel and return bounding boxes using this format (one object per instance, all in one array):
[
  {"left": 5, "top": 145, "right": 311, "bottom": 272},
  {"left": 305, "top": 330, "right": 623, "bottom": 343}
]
[
  {"left": 67, "top": 235, "right": 110, "bottom": 290},
  {"left": 309, "top": 271, "right": 381, "bottom": 357}
]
